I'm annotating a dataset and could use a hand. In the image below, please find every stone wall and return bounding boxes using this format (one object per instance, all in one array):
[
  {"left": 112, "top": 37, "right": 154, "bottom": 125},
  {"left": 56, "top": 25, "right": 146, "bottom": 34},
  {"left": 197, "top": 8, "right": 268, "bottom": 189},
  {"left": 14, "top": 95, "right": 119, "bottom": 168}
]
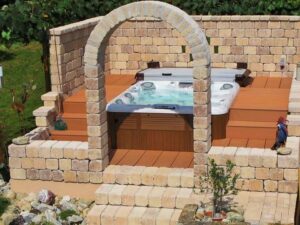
[
  {"left": 50, "top": 15, "right": 300, "bottom": 96},
  {"left": 49, "top": 17, "right": 102, "bottom": 96}
]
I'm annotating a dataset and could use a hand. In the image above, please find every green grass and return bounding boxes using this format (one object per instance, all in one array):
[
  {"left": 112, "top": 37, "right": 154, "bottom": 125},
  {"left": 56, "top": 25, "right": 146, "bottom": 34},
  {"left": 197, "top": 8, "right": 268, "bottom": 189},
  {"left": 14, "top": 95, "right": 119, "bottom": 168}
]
[
  {"left": 0, "top": 196, "right": 10, "bottom": 216},
  {"left": 0, "top": 42, "right": 45, "bottom": 145}
]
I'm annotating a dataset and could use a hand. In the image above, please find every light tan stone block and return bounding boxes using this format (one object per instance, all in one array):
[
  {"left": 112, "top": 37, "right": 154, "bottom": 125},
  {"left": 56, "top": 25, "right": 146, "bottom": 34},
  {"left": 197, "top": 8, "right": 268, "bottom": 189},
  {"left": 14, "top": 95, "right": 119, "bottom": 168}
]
[
  {"left": 109, "top": 184, "right": 126, "bottom": 205},
  {"left": 9, "top": 144, "right": 26, "bottom": 158},
  {"left": 207, "top": 146, "right": 224, "bottom": 165},
  {"left": 141, "top": 207, "right": 160, "bottom": 225},
  {"left": 154, "top": 167, "right": 171, "bottom": 187},
  {"left": 59, "top": 159, "right": 71, "bottom": 170},
  {"left": 39, "top": 141, "right": 57, "bottom": 158},
  {"left": 256, "top": 168, "right": 270, "bottom": 180},
  {"left": 121, "top": 185, "right": 140, "bottom": 206},
  {"left": 128, "top": 207, "right": 147, "bottom": 225},
  {"left": 114, "top": 206, "right": 133, "bottom": 225},
  {"left": 10, "top": 168, "right": 26, "bottom": 179},
  {"left": 9, "top": 157, "right": 22, "bottom": 169},
  {"left": 161, "top": 187, "right": 179, "bottom": 208},
  {"left": 135, "top": 186, "right": 153, "bottom": 207},
  {"left": 64, "top": 141, "right": 82, "bottom": 158},
  {"left": 249, "top": 179, "right": 263, "bottom": 191},
  {"left": 270, "top": 168, "right": 284, "bottom": 181},
  {"left": 89, "top": 172, "right": 102, "bottom": 184},
  {"left": 46, "top": 159, "right": 58, "bottom": 170},
  {"left": 278, "top": 181, "right": 298, "bottom": 193},
  {"left": 86, "top": 205, "right": 106, "bottom": 225},
  {"left": 51, "top": 141, "right": 69, "bottom": 158},
  {"left": 95, "top": 184, "right": 114, "bottom": 204},
  {"left": 168, "top": 169, "right": 182, "bottom": 187},
  {"left": 264, "top": 180, "right": 278, "bottom": 192},
  {"left": 77, "top": 171, "right": 90, "bottom": 183},
  {"left": 101, "top": 205, "right": 120, "bottom": 225},
  {"left": 175, "top": 188, "right": 193, "bottom": 208},
  {"left": 170, "top": 209, "right": 182, "bottom": 225},
  {"left": 26, "top": 141, "right": 45, "bottom": 158},
  {"left": 141, "top": 167, "right": 158, "bottom": 186},
  {"left": 235, "top": 147, "right": 250, "bottom": 166},
  {"left": 223, "top": 147, "right": 237, "bottom": 163},
  {"left": 181, "top": 169, "right": 194, "bottom": 188},
  {"left": 21, "top": 158, "right": 34, "bottom": 169},
  {"left": 241, "top": 167, "right": 255, "bottom": 179},
  {"left": 103, "top": 165, "right": 119, "bottom": 183},
  {"left": 33, "top": 158, "right": 46, "bottom": 169},
  {"left": 75, "top": 142, "right": 88, "bottom": 159},
  {"left": 156, "top": 208, "right": 174, "bottom": 225},
  {"left": 115, "top": 165, "right": 133, "bottom": 184},
  {"left": 148, "top": 187, "right": 165, "bottom": 208},
  {"left": 263, "top": 149, "right": 277, "bottom": 168},
  {"left": 283, "top": 169, "right": 298, "bottom": 181},
  {"left": 64, "top": 170, "right": 77, "bottom": 182}
]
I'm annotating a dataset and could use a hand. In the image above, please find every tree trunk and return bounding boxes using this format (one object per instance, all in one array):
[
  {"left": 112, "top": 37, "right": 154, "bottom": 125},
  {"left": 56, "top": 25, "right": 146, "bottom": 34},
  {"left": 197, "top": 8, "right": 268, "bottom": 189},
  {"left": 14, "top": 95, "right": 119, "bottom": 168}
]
[{"left": 41, "top": 33, "right": 51, "bottom": 92}]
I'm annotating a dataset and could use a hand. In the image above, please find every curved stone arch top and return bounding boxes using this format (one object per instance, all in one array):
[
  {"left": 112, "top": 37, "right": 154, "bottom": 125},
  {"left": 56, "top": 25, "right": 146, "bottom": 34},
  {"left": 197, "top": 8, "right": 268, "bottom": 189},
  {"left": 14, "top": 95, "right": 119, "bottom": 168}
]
[{"left": 84, "top": 1, "right": 211, "bottom": 176}]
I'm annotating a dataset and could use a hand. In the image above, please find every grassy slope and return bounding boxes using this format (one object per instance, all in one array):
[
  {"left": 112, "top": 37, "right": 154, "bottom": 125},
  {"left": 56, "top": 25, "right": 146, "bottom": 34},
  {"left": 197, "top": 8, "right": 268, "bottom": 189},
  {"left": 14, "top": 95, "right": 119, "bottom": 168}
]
[{"left": 0, "top": 42, "right": 45, "bottom": 144}]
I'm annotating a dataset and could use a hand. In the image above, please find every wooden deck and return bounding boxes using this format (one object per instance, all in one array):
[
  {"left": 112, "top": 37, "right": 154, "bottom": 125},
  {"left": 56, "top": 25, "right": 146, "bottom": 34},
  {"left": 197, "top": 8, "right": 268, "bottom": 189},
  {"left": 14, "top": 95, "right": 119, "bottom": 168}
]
[{"left": 109, "top": 149, "right": 194, "bottom": 168}]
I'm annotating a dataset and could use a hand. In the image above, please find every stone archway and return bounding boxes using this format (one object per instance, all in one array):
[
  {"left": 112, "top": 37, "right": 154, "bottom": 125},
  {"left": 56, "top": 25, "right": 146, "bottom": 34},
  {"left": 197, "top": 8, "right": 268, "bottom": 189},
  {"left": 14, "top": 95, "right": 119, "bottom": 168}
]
[{"left": 84, "top": 1, "right": 211, "bottom": 182}]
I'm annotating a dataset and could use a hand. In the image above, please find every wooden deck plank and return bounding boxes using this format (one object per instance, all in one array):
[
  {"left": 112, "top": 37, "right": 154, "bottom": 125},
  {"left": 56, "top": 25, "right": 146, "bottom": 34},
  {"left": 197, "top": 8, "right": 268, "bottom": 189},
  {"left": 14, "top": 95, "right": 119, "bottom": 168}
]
[
  {"left": 212, "top": 138, "right": 230, "bottom": 147},
  {"left": 188, "top": 160, "right": 194, "bottom": 168},
  {"left": 247, "top": 139, "right": 266, "bottom": 148},
  {"left": 265, "top": 77, "right": 281, "bottom": 89},
  {"left": 135, "top": 150, "right": 162, "bottom": 167},
  {"left": 229, "top": 138, "right": 248, "bottom": 147},
  {"left": 118, "top": 149, "right": 146, "bottom": 166},
  {"left": 171, "top": 152, "right": 194, "bottom": 168},
  {"left": 250, "top": 77, "right": 268, "bottom": 88},
  {"left": 109, "top": 149, "right": 129, "bottom": 165},
  {"left": 279, "top": 77, "right": 292, "bottom": 89},
  {"left": 153, "top": 151, "right": 179, "bottom": 167}
]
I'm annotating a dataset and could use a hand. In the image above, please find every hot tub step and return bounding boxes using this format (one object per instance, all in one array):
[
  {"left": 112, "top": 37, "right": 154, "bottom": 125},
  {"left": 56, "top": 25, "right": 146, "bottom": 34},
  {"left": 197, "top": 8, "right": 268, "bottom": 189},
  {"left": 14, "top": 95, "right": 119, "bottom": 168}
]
[
  {"left": 229, "top": 109, "right": 287, "bottom": 122},
  {"left": 63, "top": 89, "right": 86, "bottom": 114},
  {"left": 226, "top": 121, "right": 277, "bottom": 139},
  {"left": 50, "top": 130, "right": 87, "bottom": 141},
  {"left": 62, "top": 113, "right": 87, "bottom": 131}
]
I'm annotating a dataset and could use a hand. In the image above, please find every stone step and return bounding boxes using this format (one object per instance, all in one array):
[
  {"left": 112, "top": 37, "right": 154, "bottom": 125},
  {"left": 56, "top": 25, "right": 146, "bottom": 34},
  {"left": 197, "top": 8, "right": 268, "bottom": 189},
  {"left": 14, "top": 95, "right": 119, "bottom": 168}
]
[
  {"left": 95, "top": 184, "right": 200, "bottom": 209},
  {"left": 87, "top": 205, "right": 182, "bottom": 225},
  {"left": 102, "top": 165, "right": 194, "bottom": 188}
]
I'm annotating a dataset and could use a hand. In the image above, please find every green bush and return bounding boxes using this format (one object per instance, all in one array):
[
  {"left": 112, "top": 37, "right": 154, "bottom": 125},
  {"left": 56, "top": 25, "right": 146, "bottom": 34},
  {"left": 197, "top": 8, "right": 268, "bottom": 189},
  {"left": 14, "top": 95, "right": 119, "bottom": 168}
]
[
  {"left": 0, "top": 197, "right": 10, "bottom": 216},
  {"left": 59, "top": 209, "right": 78, "bottom": 220}
]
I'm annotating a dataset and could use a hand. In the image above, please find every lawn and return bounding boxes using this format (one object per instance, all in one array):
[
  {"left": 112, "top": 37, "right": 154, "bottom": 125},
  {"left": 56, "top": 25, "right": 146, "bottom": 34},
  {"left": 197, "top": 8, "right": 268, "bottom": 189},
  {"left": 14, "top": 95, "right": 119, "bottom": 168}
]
[{"left": 0, "top": 42, "right": 45, "bottom": 146}]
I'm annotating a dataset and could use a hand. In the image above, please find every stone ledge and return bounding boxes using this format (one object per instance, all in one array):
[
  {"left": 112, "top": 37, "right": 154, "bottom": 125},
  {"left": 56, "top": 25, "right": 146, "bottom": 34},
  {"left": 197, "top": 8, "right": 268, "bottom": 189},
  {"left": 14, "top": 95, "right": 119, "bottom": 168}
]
[
  {"left": 32, "top": 106, "right": 56, "bottom": 117},
  {"left": 41, "top": 91, "right": 60, "bottom": 101},
  {"left": 102, "top": 165, "right": 194, "bottom": 188}
]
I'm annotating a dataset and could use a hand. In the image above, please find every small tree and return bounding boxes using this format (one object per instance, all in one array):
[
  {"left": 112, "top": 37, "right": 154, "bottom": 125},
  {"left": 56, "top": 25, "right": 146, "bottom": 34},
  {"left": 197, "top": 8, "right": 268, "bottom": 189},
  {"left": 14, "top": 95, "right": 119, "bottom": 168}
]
[{"left": 200, "top": 158, "right": 239, "bottom": 215}]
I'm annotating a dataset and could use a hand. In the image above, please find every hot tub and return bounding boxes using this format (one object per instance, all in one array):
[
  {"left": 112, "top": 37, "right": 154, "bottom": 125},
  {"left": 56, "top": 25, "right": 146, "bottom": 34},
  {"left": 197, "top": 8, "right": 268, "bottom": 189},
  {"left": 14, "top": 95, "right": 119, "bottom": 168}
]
[{"left": 107, "top": 78, "right": 239, "bottom": 151}]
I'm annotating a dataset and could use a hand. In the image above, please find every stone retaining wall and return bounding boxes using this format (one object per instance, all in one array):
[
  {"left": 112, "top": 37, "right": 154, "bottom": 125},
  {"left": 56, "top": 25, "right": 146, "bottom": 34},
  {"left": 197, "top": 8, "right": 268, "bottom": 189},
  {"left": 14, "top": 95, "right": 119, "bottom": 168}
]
[
  {"left": 49, "top": 15, "right": 300, "bottom": 95},
  {"left": 208, "top": 136, "right": 299, "bottom": 193}
]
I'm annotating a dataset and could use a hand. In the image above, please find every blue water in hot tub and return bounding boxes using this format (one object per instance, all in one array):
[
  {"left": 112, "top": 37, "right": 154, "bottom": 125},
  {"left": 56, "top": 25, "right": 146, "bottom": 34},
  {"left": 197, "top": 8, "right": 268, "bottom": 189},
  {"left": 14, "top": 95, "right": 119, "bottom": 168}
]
[{"left": 117, "top": 81, "right": 193, "bottom": 106}]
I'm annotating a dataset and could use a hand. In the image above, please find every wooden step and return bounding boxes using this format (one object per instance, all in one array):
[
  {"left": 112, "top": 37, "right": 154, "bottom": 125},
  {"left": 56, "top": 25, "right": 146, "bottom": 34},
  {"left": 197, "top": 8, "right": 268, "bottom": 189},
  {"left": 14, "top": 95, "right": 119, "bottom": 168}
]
[
  {"left": 229, "top": 109, "right": 287, "bottom": 122},
  {"left": 62, "top": 113, "right": 87, "bottom": 131},
  {"left": 50, "top": 130, "right": 87, "bottom": 141},
  {"left": 226, "top": 121, "right": 277, "bottom": 139},
  {"left": 87, "top": 204, "right": 182, "bottom": 225},
  {"left": 63, "top": 89, "right": 86, "bottom": 114}
]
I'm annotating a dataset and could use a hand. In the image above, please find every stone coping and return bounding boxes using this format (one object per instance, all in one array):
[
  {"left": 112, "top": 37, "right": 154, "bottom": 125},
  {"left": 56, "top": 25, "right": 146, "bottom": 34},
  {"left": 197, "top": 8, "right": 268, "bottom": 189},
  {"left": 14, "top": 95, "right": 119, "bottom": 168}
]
[{"left": 49, "top": 14, "right": 300, "bottom": 35}]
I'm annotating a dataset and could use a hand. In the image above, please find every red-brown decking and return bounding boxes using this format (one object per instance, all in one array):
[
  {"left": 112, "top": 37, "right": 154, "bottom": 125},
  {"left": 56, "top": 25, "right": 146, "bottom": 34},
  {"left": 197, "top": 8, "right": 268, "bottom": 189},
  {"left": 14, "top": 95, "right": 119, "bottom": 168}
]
[
  {"left": 212, "top": 76, "right": 292, "bottom": 148},
  {"left": 50, "top": 75, "right": 136, "bottom": 141},
  {"left": 109, "top": 149, "right": 194, "bottom": 168}
]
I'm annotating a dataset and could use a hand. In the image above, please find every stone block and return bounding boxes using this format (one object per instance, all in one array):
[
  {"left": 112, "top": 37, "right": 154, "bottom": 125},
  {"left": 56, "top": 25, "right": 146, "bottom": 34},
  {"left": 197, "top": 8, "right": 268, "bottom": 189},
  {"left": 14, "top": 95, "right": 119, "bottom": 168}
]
[
  {"left": 115, "top": 165, "right": 133, "bottom": 184},
  {"left": 75, "top": 142, "right": 89, "bottom": 159},
  {"left": 142, "top": 207, "right": 160, "bottom": 225},
  {"left": 103, "top": 165, "right": 119, "bottom": 183},
  {"left": 262, "top": 149, "right": 277, "bottom": 168},
  {"left": 241, "top": 167, "right": 255, "bottom": 179},
  {"left": 59, "top": 159, "right": 71, "bottom": 170},
  {"left": 283, "top": 169, "right": 298, "bottom": 181},
  {"left": 235, "top": 147, "right": 250, "bottom": 166},
  {"left": 148, "top": 187, "right": 165, "bottom": 208},
  {"left": 141, "top": 167, "right": 158, "bottom": 186},
  {"left": 109, "top": 185, "right": 126, "bottom": 205},
  {"left": 248, "top": 148, "right": 264, "bottom": 167},
  {"left": 278, "top": 181, "right": 298, "bottom": 193},
  {"left": 264, "top": 180, "right": 278, "bottom": 192},
  {"left": 161, "top": 187, "right": 180, "bottom": 208},
  {"left": 154, "top": 167, "right": 171, "bottom": 187},
  {"left": 9, "top": 157, "right": 22, "bottom": 169},
  {"left": 26, "top": 141, "right": 45, "bottom": 158},
  {"left": 51, "top": 141, "right": 69, "bottom": 158},
  {"left": 222, "top": 147, "right": 237, "bottom": 163},
  {"left": 121, "top": 185, "right": 140, "bottom": 206},
  {"left": 39, "top": 169, "right": 52, "bottom": 181},
  {"left": 270, "top": 168, "right": 284, "bottom": 181},
  {"left": 181, "top": 169, "right": 194, "bottom": 188},
  {"left": 77, "top": 171, "right": 90, "bottom": 183},
  {"left": 114, "top": 206, "right": 133, "bottom": 225},
  {"left": 249, "top": 179, "right": 263, "bottom": 191},
  {"left": 207, "top": 146, "right": 224, "bottom": 165},
  {"left": 86, "top": 205, "right": 106, "bottom": 225},
  {"left": 64, "top": 170, "right": 77, "bottom": 182},
  {"left": 89, "top": 172, "right": 103, "bottom": 184},
  {"left": 10, "top": 169, "right": 26, "bottom": 179},
  {"left": 168, "top": 169, "right": 182, "bottom": 187},
  {"left": 21, "top": 158, "right": 34, "bottom": 169},
  {"left": 135, "top": 186, "right": 153, "bottom": 207},
  {"left": 176, "top": 188, "right": 193, "bottom": 208},
  {"left": 128, "top": 207, "right": 147, "bottom": 225},
  {"left": 33, "top": 158, "right": 46, "bottom": 169},
  {"left": 52, "top": 170, "right": 64, "bottom": 181},
  {"left": 39, "top": 141, "right": 57, "bottom": 158},
  {"left": 156, "top": 208, "right": 174, "bottom": 225},
  {"left": 236, "top": 179, "right": 250, "bottom": 191},
  {"left": 46, "top": 159, "right": 58, "bottom": 170},
  {"left": 256, "top": 168, "right": 270, "bottom": 180},
  {"left": 101, "top": 205, "right": 120, "bottom": 225},
  {"left": 9, "top": 144, "right": 26, "bottom": 158},
  {"left": 26, "top": 169, "right": 40, "bottom": 180},
  {"left": 72, "top": 160, "right": 89, "bottom": 171},
  {"left": 64, "top": 141, "right": 82, "bottom": 158},
  {"left": 89, "top": 160, "right": 104, "bottom": 172}
]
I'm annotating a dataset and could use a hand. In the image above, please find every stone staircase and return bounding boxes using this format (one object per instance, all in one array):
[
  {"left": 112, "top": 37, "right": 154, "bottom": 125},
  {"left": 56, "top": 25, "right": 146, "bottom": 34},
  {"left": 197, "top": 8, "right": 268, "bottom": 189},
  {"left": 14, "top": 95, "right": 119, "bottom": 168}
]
[{"left": 86, "top": 165, "right": 204, "bottom": 225}]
